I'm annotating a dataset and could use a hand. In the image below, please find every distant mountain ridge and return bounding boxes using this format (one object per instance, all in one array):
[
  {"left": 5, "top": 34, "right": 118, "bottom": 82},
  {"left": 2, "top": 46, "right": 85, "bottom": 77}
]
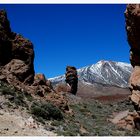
[{"left": 49, "top": 60, "right": 132, "bottom": 88}]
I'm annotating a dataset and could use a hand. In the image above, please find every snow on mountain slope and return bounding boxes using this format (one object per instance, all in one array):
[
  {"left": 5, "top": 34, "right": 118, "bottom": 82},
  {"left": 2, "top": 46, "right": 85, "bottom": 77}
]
[{"left": 49, "top": 60, "right": 132, "bottom": 88}]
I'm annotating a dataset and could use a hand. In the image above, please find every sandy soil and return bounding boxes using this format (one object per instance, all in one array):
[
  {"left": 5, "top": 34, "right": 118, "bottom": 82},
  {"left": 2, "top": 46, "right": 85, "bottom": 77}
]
[{"left": 0, "top": 109, "right": 56, "bottom": 136}]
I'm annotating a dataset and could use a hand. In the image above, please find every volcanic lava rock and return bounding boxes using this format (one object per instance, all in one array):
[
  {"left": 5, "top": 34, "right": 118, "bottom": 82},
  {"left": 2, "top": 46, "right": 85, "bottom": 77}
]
[
  {"left": 32, "top": 73, "right": 55, "bottom": 96},
  {"left": 125, "top": 4, "right": 140, "bottom": 67},
  {"left": 11, "top": 34, "right": 35, "bottom": 84},
  {"left": 0, "top": 9, "right": 55, "bottom": 97},
  {"left": 0, "top": 9, "right": 34, "bottom": 84},
  {"left": 65, "top": 66, "right": 78, "bottom": 95},
  {"left": 33, "top": 73, "right": 47, "bottom": 86},
  {"left": 125, "top": 4, "right": 140, "bottom": 128},
  {"left": 0, "top": 10, "right": 12, "bottom": 66}
]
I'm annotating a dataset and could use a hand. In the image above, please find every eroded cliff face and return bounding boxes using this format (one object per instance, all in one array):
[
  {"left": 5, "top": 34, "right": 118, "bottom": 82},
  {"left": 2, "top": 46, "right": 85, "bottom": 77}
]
[
  {"left": 125, "top": 4, "right": 140, "bottom": 129},
  {"left": 0, "top": 9, "right": 56, "bottom": 95},
  {"left": 0, "top": 9, "right": 34, "bottom": 84},
  {"left": 125, "top": 4, "right": 140, "bottom": 113},
  {"left": 0, "top": 9, "right": 70, "bottom": 113}
]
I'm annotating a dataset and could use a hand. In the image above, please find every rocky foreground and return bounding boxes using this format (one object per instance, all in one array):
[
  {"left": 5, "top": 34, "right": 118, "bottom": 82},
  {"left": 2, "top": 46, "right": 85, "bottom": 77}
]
[
  {"left": 0, "top": 4, "right": 140, "bottom": 136},
  {"left": 0, "top": 80, "right": 140, "bottom": 136}
]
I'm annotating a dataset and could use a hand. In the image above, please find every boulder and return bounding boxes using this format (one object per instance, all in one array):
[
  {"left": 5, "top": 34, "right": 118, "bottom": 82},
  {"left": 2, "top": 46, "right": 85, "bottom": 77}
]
[
  {"left": 109, "top": 111, "right": 139, "bottom": 131},
  {"left": 32, "top": 73, "right": 55, "bottom": 96},
  {"left": 33, "top": 73, "right": 47, "bottom": 86},
  {"left": 1, "top": 59, "right": 33, "bottom": 84}
]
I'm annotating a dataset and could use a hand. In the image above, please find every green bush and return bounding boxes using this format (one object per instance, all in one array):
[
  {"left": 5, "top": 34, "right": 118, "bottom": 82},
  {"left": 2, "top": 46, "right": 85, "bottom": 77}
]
[{"left": 31, "top": 101, "right": 63, "bottom": 121}]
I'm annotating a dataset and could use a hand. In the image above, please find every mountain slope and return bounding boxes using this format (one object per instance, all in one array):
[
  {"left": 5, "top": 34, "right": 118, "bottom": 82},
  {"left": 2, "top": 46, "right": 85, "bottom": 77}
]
[{"left": 49, "top": 60, "right": 132, "bottom": 88}]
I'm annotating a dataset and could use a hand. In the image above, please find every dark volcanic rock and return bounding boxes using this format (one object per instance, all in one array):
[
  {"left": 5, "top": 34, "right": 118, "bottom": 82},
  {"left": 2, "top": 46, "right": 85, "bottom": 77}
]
[
  {"left": 0, "top": 9, "right": 34, "bottom": 84},
  {"left": 125, "top": 4, "right": 140, "bottom": 128},
  {"left": 11, "top": 34, "right": 35, "bottom": 84},
  {"left": 12, "top": 34, "right": 34, "bottom": 65},
  {"left": 0, "top": 10, "right": 12, "bottom": 66},
  {"left": 0, "top": 9, "right": 56, "bottom": 97},
  {"left": 65, "top": 66, "right": 78, "bottom": 95},
  {"left": 125, "top": 4, "right": 140, "bottom": 67}
]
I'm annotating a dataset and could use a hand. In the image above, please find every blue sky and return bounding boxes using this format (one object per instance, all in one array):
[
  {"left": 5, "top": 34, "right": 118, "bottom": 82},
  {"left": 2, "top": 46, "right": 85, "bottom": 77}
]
[{"left": 0, "top": 4, "right": 130, "bottom": 78}]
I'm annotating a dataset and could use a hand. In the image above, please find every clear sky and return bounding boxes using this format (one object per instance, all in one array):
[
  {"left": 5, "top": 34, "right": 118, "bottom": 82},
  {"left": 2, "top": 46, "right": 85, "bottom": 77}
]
[{"left": 0, "top": 4, "right": 130, "bottom": 78}]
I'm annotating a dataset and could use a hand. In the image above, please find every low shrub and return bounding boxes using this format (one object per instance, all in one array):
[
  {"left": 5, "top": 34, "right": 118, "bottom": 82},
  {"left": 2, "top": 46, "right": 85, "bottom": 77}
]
[{"left": 30, "top": 101, "right": 63, "bottom": 121}]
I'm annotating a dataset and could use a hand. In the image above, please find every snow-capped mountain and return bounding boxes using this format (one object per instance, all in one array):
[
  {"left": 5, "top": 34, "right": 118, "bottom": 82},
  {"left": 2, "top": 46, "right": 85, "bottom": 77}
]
[{"left": 49, "top": 60, "right": 132, "bottom": 88}]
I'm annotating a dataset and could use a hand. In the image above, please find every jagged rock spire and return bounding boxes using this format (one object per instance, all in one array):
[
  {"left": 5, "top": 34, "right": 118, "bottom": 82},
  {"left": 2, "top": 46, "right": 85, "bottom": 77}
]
[{"left": 65, "top": 66, "right": 78, "bottom": 95}]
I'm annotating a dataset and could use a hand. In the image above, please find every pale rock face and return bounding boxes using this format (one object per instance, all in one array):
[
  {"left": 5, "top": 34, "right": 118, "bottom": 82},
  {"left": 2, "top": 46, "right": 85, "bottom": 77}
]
[{"left": 129, "top": 66, "right": 140, "bottom": 87}]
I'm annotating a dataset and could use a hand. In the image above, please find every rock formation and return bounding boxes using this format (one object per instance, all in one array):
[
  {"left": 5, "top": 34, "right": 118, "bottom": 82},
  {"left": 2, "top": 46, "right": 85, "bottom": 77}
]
[
  {"left": 65, "top": 66, "right": 78, "bottom": 95},
  {"left": 125, "top": 4, "right": 140, "bottom": 129},
  {"left": 32, "top": 73, "right": 55, "bottom": 96},
  {"left": 0, "top": 9, "right": 34, "bottom": 84},
  {"left": 55, "top": 83, "right": 71, "bottom": 93},
  {"left": 0, "top": 9, "right": 71, "bottom": 113},
  {"left": 0, "top": 9, "right": 55, "bottom": 96}
]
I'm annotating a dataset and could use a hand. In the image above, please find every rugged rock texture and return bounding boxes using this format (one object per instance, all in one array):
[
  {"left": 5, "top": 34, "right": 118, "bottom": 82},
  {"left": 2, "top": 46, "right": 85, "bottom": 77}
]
[
  {"left": 125, "top": 4, "right": 140, "bottom": 67},
  {"left": 0, "top": 9, "right": 70, "bottom": 116},
  {"left": 0, "top": 9, "right": 55, "bottom": 97},
  {"left": 55, "top": 83, "right": 71, "bottom": 93},
  {"left": 11, "top": 34, "right": 35, "bottom": 83},
  {"left": 125, "top": 4, "right": 140, "bottom": 129},
  {"left": 45, "top": 93, "right": 70, "bottom": 112},
  {"left": 0, "top": 9, "right": 34, "bottom": 84},
  {"left": 31, "top": 73, "right": 55, "bottom": 96},
  {"left": 0, "top": 10, "right": 12, "bottom": 66},
  {"left": 65, "top": 66, "right": 78, "bottom": 95}
]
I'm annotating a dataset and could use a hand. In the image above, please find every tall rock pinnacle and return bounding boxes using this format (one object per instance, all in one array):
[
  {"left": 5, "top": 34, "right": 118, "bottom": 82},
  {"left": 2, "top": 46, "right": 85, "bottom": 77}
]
[{"left": 65, "top": 66, "right": 78, "bottom": 95}]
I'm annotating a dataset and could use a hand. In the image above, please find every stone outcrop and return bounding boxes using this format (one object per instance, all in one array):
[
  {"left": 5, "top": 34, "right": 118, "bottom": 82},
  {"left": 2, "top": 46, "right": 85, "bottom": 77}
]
[
  {"left": 65, "top": 66, "right": 78, "bottom": 95},
  {"left": 45, "top": 93, "right": 69, "bottom": 112},
  {"left": 31, "top": 73, "right": 55, "bottom": 96},
  {"left": 0, "top": 9, "right": 72, "bottom": 116},
  {"left": 125, "top": 4, "right": 140, "bottom": 129},
  {"left": 0, "top": 9, "right": 55, "bottom": 97},
  {"left": 0, "top": 10, "right": 12, "bottom": 66},
  {"left": 109, "top": 110, "right": 140, "bottom": 130},
  {"left": 55, "top": 83, "right": 71, "bottom": 93},
  {"left": 0, "top": 9, "right": 34, "bottom": 84}
]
